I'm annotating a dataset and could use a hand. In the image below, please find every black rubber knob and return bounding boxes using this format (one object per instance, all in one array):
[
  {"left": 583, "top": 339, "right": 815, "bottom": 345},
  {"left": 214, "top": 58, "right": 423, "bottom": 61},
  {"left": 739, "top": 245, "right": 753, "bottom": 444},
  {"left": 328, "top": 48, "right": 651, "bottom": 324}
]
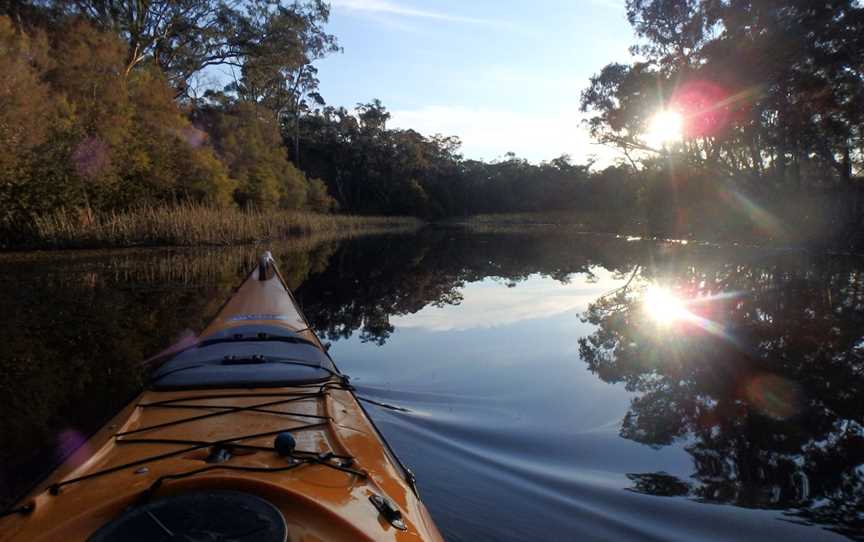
[{"left": 274, "top": 432, "right": 296, "bottom": 456}]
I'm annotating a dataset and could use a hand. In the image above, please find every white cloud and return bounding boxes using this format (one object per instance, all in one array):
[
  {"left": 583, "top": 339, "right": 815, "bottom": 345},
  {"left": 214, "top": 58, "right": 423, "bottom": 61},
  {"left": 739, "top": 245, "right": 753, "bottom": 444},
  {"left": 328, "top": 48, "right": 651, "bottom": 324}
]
[
  {"left": 330, "top": 0, "right": 501, "bottom": 25},
  {"left": 389, "top": 104, "right": 621, "bottom": 165}
]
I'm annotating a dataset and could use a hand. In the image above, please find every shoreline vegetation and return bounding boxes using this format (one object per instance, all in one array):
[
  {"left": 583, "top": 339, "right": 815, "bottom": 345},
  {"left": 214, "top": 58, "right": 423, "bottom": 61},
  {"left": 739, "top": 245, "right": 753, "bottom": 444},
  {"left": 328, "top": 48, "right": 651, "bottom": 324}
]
[
  {"left": 2, "top": 204, "right": 420, "bottom": 251},
  {"left": 1, "top": 3, "right": 862, "bottom": 253},
  {"left": 448, "top": 204, "right": 855, "bottom": 250},
  {"left": 5, "top": 205, "right": 850, "bottom": 253}
]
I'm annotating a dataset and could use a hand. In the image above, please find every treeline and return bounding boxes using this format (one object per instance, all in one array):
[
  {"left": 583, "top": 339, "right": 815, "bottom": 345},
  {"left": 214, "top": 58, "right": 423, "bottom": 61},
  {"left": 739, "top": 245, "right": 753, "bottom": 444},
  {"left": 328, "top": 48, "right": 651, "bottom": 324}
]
[
  {"left": 0, "top": 0, "right": 628, "bottom": 230},
  {"left": 297, "top": 101, "right": 601, "bottom": 217},
  {"left": 2, "top": 1, "right": 863, "bottom": 245},
  {"left": 0, "top": 0, "right": 339, "bottom": 235},
  {"left": 1, "top": 1, "right": 606, "bottom": 229},
  {"left": 580, "top": 0, "right": 864, "bottom": 241}
]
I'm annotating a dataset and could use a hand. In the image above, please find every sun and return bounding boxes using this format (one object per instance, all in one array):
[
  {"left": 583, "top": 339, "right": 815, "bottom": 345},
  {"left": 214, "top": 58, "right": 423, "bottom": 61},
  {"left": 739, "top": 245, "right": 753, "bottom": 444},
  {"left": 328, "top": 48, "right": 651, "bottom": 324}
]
[
  {"left": 644, "top": 110, "right": 683, "bottom": 148},
  {"left": 642, "top": 285, "right": 689, "bottom": 325}
]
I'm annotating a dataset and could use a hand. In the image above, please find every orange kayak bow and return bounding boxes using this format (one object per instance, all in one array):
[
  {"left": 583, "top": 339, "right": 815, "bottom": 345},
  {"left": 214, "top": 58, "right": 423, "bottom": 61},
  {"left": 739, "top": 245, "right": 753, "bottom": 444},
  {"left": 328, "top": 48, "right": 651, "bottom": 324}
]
[{"left": 0, "top": 252, "right": 443, "bottom": 541}]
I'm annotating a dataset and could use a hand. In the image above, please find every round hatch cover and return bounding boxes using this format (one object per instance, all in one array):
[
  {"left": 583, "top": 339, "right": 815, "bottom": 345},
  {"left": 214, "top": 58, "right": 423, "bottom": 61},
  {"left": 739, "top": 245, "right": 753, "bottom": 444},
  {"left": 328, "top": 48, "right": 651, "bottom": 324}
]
[{"left": 88, "top": 490, "right": 287, "bottom": 542}]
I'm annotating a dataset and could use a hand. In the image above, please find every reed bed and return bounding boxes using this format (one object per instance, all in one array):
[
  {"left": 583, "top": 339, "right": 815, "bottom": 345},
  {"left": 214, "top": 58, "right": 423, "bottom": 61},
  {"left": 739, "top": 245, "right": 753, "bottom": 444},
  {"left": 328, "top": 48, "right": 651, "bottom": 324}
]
[{"left": 12, "top": 204, "right": 420, "bottom": 250}]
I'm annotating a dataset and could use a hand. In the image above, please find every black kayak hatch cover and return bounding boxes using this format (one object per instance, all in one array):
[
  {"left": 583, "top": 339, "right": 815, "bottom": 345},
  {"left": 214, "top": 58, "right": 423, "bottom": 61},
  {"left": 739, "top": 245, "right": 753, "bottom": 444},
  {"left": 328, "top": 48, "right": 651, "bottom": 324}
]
[{"left": 87, "top": 490, "right": 288, "bottom": 542}]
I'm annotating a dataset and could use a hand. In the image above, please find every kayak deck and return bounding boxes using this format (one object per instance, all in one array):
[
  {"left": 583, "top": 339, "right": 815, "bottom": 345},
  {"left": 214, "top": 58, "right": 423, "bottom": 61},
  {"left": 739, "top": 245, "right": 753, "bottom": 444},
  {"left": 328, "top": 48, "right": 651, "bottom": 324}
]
[{"left": 0, "top": 254, "right": 442, "bottom": 541}]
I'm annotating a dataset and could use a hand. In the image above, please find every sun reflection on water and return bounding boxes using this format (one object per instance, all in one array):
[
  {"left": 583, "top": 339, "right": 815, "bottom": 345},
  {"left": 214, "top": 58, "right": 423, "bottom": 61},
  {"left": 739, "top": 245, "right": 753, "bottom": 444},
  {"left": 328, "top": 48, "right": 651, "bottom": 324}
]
[
  {"left": 640, "top": 284, "right": 739, "bottom": 342},
  {"left": 643, "top": 285, "right": 690, "bottom": 326}
]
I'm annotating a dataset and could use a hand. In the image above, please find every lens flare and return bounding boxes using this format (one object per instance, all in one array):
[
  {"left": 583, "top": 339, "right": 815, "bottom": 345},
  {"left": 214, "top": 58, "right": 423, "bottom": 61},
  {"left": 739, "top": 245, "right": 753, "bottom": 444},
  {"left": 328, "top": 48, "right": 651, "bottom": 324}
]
[
  {"left": 72, "top": 137, "right": 110, "bottom": 179},
  {"left": 56, "top": 429, "right": 89, "bottom": 462},
  {"left": 644, "top": 110, "right": 683, "bottom": 148},
  {"left": 643, "top": 285, "right": 689, "bottom": 325},
  {"left": 670, "top": 80, "right": 731, "bottom": 138},
  {"left": 745, "top": 374, "right": 802, "bottom": 420}
]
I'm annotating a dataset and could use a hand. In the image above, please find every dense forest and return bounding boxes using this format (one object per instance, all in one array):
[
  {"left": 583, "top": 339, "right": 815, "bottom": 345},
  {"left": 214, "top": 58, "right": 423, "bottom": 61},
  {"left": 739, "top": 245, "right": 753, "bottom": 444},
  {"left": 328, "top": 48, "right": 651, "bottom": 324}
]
[{"left": 1, "top": 1, "right": 862, "bottom": 244}]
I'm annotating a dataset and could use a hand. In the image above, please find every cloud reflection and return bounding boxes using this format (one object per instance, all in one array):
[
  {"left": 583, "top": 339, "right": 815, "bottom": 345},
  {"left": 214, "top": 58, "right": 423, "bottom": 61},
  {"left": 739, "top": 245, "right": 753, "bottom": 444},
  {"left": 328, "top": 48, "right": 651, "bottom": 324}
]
[{"left": 391, "top": 273, "right": 621, "bottom": 332}]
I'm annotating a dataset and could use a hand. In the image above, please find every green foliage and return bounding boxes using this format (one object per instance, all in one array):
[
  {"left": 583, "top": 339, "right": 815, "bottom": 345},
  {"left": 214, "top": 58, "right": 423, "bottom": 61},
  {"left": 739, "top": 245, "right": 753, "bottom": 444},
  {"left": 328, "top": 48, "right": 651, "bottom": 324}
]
[
  {"left": 573, "top": 0, "right": 864, "bottom": 243},
  {"left": 229, "top": 1, "right": 338, "bottom": 116},
  {"left": 306, "top": 177, "right": 337, "bottom": 213},
  {"left": 0, "top": 15, "right": 240, "bottom": 231},
  {"left": 0, "top": 4, "right": 342, "bottom": 243},
  {"left": 0, "top": 17, "right": 75, "bottom": 221},
  {"left": 581, "top": 0, "right": 864, "bottom": 188},
  {"left": 3, "top": 0, "right": 863, "bottom": 248},
  {"left": 199, "top": 102, "right": 313, "bottom": 209},
  {"left": 46, "top": 0, "right": 262, "bottom": 92},
  {"left": 297, "top": 104, "right": 603, "bottom": 219}
]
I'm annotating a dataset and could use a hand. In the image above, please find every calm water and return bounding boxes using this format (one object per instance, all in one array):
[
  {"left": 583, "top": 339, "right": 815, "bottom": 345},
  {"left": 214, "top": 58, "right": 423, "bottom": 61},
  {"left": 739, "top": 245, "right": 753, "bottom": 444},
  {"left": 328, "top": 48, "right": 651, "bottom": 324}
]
[{"left": 1, "top": 230, "right": 863, "bottom": 541}]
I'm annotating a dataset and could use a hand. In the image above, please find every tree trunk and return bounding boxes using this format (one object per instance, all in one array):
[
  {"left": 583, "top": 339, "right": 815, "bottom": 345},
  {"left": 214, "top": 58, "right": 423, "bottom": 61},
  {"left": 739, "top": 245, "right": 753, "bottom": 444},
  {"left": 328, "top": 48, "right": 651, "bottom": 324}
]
[
  {"left": 840, "top": 143, "right": 860, "bottom": 233},
  {"left": 294, "top": 110, "right": 300, "bottom": 167}
]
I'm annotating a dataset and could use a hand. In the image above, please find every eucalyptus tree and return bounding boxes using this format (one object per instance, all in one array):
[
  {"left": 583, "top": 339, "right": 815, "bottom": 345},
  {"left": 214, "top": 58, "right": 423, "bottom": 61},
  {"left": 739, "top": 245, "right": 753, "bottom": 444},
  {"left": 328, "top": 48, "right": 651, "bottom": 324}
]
[
  {"left": 230, "top": 0, "right": 338, "bottom": 163},
  {"left": 27, "top": 0, "right": 339, "bottom": 105},
  {"left": 34, "top": 0, "right": 248, "bottom": 93},
  {"left": 581, "top": 0, "right": 864, "bottom": 199}
]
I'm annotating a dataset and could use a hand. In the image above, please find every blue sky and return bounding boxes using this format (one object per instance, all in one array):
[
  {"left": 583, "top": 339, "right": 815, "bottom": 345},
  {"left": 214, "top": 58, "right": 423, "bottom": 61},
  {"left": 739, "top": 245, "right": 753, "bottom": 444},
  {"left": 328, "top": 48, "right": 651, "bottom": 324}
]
[{"left": 314, "top": 0, "right": 635, "bottom": 164}]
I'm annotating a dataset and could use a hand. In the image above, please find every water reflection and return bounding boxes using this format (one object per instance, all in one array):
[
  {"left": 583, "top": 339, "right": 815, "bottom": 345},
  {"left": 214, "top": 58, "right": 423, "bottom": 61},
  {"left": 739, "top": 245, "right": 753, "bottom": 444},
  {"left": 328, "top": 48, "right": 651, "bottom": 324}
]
[
  {"left": 0, "top": 231, "right": 862, "bottom": 540},
  {"left": 579, "top": 250, "right": 864, "bottom": 539},
  {"left": 390, "top": 276, "right": 611, "bottom": 332},
  {"left": 0, "top": 240, "right": 338, "bottom": 506}
]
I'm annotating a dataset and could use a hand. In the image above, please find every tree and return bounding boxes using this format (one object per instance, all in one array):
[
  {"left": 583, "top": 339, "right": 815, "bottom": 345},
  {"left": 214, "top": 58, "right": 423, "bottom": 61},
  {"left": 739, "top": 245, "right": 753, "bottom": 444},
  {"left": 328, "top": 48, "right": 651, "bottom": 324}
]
[
  {"left": 582, "top": 0, "right": 864, "bottom": 192},
  {"left": 46, "top": 0, "right": 247, "bottom": 92},
  {"left": 0, "top": 15, "right": 74, "bottom": 222},
  {"left": 0, "top": 14, "right": 235, "bottom": 234},
  {"left": 224, "top": 0, "right": 338, "bottom": 163},
  {"left": 199, "top": 102, "right": 314, "bottom": 209}
]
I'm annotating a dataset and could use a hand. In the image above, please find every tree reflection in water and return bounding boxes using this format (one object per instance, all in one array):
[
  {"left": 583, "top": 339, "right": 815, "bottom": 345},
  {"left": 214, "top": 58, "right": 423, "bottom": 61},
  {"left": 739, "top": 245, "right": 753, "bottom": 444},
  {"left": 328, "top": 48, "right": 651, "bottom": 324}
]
[
  {"left": 579, "top": 250, "right": 864, "bottom": 539},
  {"left": 294, "top": 229, "right": 638, "bottom": 345}
]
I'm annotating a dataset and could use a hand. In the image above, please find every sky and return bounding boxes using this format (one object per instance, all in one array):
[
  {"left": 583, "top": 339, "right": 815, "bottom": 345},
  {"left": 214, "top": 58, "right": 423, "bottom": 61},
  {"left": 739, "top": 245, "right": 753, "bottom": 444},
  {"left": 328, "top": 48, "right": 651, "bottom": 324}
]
[{"left": 314, "top": 0, "right": 636, "bottom": 165}]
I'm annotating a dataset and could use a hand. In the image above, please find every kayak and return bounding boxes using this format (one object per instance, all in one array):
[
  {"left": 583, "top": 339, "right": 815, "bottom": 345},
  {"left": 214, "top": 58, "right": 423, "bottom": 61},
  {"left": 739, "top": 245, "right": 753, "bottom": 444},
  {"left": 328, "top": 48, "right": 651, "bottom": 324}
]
[{"left": 0, "top": 252, "right": 443, "bottom": 541}]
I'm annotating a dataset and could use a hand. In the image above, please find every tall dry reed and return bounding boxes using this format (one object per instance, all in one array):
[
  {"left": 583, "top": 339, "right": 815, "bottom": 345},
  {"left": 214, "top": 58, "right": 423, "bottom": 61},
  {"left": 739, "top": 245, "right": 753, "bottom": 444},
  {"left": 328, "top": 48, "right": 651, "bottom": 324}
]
[{"left": 20, "top": 203, "right": 420, "bottom": 249}]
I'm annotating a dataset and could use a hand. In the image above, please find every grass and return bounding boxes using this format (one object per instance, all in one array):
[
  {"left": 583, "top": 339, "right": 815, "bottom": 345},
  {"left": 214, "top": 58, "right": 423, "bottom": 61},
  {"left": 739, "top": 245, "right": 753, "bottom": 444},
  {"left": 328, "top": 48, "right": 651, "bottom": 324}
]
[{"left": 5, "top": 203, "right": 421, "bottom": 250}]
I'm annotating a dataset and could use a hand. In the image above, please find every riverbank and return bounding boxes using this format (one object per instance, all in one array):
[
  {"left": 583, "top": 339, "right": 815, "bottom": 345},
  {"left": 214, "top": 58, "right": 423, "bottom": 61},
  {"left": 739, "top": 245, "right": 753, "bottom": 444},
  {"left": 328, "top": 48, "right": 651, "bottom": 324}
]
[
  {"left": 445, "top": 213, "right": 593, "bottom": 232},
  {"left": 444, "top": 209, "right": 850, "bottom": 250},
  {"left": 1, "top": 204, "right": 421, "bottom": 251}
]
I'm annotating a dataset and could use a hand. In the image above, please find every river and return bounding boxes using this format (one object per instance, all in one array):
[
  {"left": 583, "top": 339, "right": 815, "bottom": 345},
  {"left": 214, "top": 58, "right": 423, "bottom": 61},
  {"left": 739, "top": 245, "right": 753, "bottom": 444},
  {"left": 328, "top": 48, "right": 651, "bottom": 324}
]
[{"left": 1, "top": 229, "right": 862, "bottom": 541}]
